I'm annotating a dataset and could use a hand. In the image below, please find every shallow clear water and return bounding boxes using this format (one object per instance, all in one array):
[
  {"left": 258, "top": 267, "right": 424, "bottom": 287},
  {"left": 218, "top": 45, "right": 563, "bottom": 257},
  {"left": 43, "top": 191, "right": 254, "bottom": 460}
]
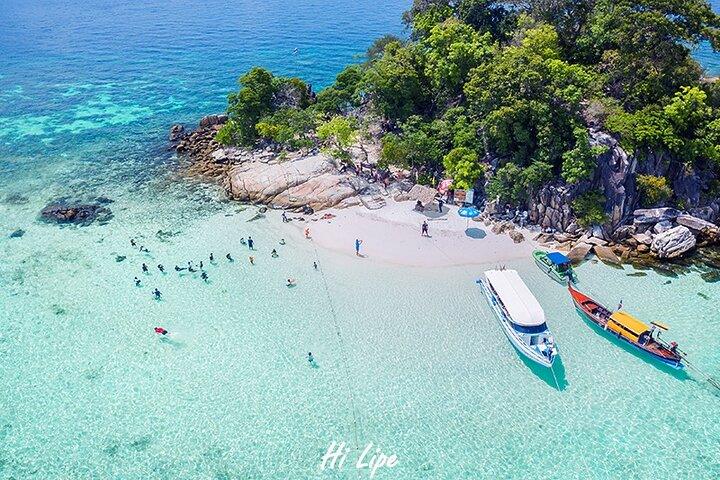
[{"left": 1, "top": 0, "right": 720, "bottom": 479}]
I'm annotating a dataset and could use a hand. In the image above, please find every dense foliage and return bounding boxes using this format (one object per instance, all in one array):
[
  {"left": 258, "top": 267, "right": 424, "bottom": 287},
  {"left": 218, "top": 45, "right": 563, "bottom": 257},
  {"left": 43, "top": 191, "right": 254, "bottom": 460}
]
[
  {"left": 636, "top": 174, "right": 673, "bottom": 207},
  {"left": 217, "top": 0, "right": 720, "bottom": 224}
]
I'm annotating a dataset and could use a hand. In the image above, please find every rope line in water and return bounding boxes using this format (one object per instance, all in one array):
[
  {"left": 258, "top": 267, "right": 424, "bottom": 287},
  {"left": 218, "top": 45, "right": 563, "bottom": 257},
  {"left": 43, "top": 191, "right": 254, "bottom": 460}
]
[{"left": 310, "top": 240, "right": 363, "bottom": 451}]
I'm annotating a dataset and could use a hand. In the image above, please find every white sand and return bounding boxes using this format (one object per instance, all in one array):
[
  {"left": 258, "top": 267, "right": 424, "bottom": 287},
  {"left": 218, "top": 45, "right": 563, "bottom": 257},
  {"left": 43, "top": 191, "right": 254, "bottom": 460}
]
[{"left": 283, "top": 200, "right": 538, "bottom": 268}]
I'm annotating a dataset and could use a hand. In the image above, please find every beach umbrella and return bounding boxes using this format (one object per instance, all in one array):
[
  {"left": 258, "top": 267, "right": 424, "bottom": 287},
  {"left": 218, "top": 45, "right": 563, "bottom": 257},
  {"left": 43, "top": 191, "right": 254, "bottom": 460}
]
[{"left": 458, "top": 206, "right": 480, "bottom": 228}]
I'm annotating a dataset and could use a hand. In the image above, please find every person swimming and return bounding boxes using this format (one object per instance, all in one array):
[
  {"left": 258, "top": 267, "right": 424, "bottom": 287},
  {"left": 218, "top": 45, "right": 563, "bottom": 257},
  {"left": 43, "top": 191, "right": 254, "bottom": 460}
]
[
  {"left": 240, "top": 237, "right": 246, "bottom": 245},
  {"left": 271, "top": 249, "right": 278, "bottom": 258},
  {"left": 226, "top": 253, "right": 234, "bottom": 261},
  {"left": 134, "top": 277, "right": 141, "bottom": 287},
  {"left": 199, "top": 261, "right": 204, "bottom": 270},
  {"left": 307, "top": 352, "right": 315, "bottom": 364},
  {"left": 279, "top": 239, "right": 286, "bottom": 245},
  {"left": 139, "top": 245, "right": 149, "bottom": 253},
  {"left": 130, "top": 239, "right": 137, "bottom": 247},
  {"left": 248, "top": 237, "right": 254, "bottom": 250},
  {"left": 313, "top": 261, "right": 318, "bottom": 270},
  {"left": 286, "top": 278, "right": 296, "bottom": 287},
  {"left": 153, "top": 288, "right": 162, "bottom": 300},
  {"left": 142, "top": 263, "right": 148, "bottom": 273},
  {"left": 175, "top": 265, "right": 186, "bottom": 272},
  {"left": 187, "top": 262, "right": 196, "bottom": 273},
  {"left": 249, "top": 256, "right": 255, "bottom": 265},
  {"left": 209, "top": 253, "right": 214, "bottom": 262},
  {"left": 201, "top": 272, "right": 208, "bottom": 282},
  {"left": 157, "top": 264, "right": 165, "bottom": 273},
  {"left": 304, "top": 228, "right": 310, "bottom": 239},
  {"left": 154, "top": 327, "right": 168, "bottom": 335}
]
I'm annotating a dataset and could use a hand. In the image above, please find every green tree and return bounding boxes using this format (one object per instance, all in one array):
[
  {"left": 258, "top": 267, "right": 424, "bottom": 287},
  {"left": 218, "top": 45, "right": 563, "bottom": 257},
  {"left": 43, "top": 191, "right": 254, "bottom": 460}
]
[
  {"left": 315, "top": 65, "right": 365, "bottom": 114},
  {"left": 217, "top": 67, "right": 278, "bottom": 146},
  {"left": 486, "top": 163, "right": 525, "bottom": 204},
  {"left": 442, "top": 147, "right": 486, "bottom": 189},
  {"left": 561, "top": 127, "right": 604, "bottom": 183},
  {"left": 256, "top": 108, "right": 316, "bottom": 150},
  {"left": 316, "top": 116, "right": 357, "bottom": 160}
]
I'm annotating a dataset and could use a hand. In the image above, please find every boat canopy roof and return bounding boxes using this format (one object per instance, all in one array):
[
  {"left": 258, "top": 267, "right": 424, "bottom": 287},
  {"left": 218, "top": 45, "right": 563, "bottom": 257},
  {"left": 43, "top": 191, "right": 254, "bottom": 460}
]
[
  {"left": 485, "top": 269, "right": 546, "bottom": 327},
  {"left": 609, "top": 311, "right": 649, "bottom": 336},
  {"left": 547, "top": 252, "right": 571, "bottom": 266}
]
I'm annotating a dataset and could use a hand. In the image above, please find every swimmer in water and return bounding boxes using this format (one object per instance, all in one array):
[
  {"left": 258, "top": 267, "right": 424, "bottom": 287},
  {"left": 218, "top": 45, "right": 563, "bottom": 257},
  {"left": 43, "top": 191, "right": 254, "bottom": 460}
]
[
  {"left": 304, "top": 227, "right": 310, "bottom": 239},
  {"left": 130, "top": 239, "right": 137, "bottom": 247},
  {"left": 240, "top": 237, "right": 246, "bottom": 245},
  {"left": 153, "top": 288, "right": 162, "bottom": 300},
  {"left": 271, "top": 249, "right": 278, "bottom": 258},
  {"left": 201, "top": 271, "right": 208, "bottom": 282},
  {"left": 175, "top": 265, "right": 186, "bottom": 272},
  {"left": 307, "top": 352, "right": 315, "bottom": 364},
  {"left": 248, "top": 237, "right": 254, "bottom": 250},
  {"left": 140, "top": 245, "right": 149, "bottom": 253},
  {"left": 249, "top": 256, "right": 255, "bottom": 265},
  {"left": 279, "top": 239, "right": 286, "bottom": 245},
  {"left": 187, "top": 262, "right": 196, "bottom": 273},
  {"left": 209, "top": 253, "right": 214, "bottom": 262},
  {"left": 134, "top": 277, "right": 141, "bottom": 287},
  {"left": 226, "top": 253, "right": 234, "bottom": 262},
  {"left": 142, "top": 263, "right": 148, "bottom": 273},
  {"left": 313, "top": 261, "right": 318, "bottom": 270},
  {"left": 157, "top": 264, "right": 165, "bottom": 273},
  {"left": 199, "top": 261, "right": 204, "bottom": 270},
  {"left": 286, "top": 278, "right": 296, "bottom": 287},
  {"left": 154, "top": 327, "right": 168, "bottom": 335}
]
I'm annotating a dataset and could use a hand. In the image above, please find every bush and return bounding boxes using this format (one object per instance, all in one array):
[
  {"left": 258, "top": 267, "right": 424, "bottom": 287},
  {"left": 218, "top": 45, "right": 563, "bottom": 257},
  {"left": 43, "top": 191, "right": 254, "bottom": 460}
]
[
  {"left": 636, "top": 174, "right": 672, "bottom": 207},
  {"left": 571, "top": 190, "right": 607, "bottom": 227},
  {"left": 442, "top": 147, "right": 485, "bottom": 189}
]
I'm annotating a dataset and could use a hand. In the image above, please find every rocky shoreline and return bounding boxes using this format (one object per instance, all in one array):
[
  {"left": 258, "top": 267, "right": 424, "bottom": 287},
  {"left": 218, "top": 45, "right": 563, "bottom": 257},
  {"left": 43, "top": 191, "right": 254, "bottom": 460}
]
[{"left": 170, "top": 115, "right": 720, "bottom": 280}]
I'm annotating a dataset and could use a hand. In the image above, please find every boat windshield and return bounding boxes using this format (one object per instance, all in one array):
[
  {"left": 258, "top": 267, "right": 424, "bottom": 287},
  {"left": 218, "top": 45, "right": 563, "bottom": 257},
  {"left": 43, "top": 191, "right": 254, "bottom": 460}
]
[{"left": 511, "top": 322, "right": 549, "bottom": 334}]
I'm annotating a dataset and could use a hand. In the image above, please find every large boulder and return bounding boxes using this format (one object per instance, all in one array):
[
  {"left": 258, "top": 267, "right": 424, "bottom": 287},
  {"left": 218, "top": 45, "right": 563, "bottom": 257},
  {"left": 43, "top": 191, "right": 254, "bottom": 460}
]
[
  {"left": 567, "top": 242, "right": 593, "bottom": 265},
  {"left": 633, "top": 207, "right": 680, "bottom": 227},
  {"left": 651, "top": 225, "right": 696, "bottom": 259},
  {"left": 198, "top": 114, "right": 228, "bottom": 128},
  {"left": 594, "top": 245, "right": 622, "bottom": 265},
  {"left": 591, "top": 130, "right": 636, "bottom": 229},
  {"left": 224, "top": 153, "right": 363, "bottom": 211},
  {"left": 676, "top": 214, "right": 719, "bottom": 239},
  {"left": 402, "top": 184, "right": 438, "bottom": 206}
]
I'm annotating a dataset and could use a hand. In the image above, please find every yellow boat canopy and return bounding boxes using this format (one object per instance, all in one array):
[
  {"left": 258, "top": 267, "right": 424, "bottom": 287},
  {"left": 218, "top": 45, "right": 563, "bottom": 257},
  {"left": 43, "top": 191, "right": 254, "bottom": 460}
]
[{"left": 608, "top": 311, "right": 650, "bottom": 340}]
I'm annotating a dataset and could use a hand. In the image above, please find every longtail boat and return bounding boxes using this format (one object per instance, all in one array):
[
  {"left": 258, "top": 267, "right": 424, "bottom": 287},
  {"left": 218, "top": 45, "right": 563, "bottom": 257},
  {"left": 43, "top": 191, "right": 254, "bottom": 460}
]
[
  {"left": 568, "top": 284, "right": 683, "bottom": 369},
  {"left": 533, "top": 250, "right": 577, "bottom": 284}
]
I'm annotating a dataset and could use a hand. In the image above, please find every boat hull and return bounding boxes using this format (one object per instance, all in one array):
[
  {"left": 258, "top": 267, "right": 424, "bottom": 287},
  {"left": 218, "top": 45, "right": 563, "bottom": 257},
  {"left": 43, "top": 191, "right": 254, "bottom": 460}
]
[
  {"left": 533, "top": 251, "right": 574, "bottom": 285},
  {"left": 479, "top": 279, "right": 556, "bottom": 368},
  {"left": 568, "top": 285, "right": 684, "bottom": 370}
]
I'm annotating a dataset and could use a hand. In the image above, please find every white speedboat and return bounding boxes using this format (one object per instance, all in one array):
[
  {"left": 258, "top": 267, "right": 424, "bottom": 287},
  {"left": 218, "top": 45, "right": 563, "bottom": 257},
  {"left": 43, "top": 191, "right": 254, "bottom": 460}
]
[{"left": 478, "top": 269, "right": 558, "bottom": 367}]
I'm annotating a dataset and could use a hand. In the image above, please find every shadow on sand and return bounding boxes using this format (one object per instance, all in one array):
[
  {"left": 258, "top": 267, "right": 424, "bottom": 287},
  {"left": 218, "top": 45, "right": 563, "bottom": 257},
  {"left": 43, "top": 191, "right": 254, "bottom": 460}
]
[{"left": 465, "top": 228, "right": 487, "bottom": 239}]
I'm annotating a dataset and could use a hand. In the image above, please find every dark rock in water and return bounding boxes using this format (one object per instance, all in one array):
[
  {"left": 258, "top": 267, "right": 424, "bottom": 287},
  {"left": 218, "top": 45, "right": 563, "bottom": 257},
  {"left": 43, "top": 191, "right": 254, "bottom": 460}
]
[
  {"left": 2, "top": 193, "right": 30, "bottom": 205},
  {"left": 654, "top": 267, "right": 679, "bottom": 278},
  {"left": 40, "top": 199, "right": 113, "bottom": 226},
  {"left": 115, "top": 255, "right": 126, "bottom": 263},
  {"left": 51, "top": 304, "right": 66, "bottom": 315},
  {"left": 156, "top": 230, "right": 181, "bottom": 241},
  {"left": 626, "top": 272, "right": 647, "bottom": 277},
  {"left": 663, "top": 280, "right": 672, "bottom": 285},
  {"left": 701, "top": 270, "right": 720, "bottom": 283},
  {"left": 9, "top": 229, "right": 25, "bottom": 238},
  {"left": 198, "top": 114, "right": 228, "bottom": 128},
  {"left": 698, "top": 292, "right": 710, "bottom": 300},
  {"left": 169, "top": 123, "right": 185, "bottom": 141},
  {"left": 94, "top": 196, "right": 114, "bottom": 205}
]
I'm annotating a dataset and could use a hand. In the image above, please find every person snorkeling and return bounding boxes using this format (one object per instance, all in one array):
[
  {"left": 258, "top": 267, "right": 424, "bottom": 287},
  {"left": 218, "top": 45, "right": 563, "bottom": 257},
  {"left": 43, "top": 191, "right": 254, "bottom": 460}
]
[
  {"left": 153, "top": 288, "right": 162, "bottom": 300},
  {"left": 134, "top": 277, "right": 141, "bottom": 287},
  {"left": 130, "top": 239, "right": 137, "bottom": 247},
  {"left": 154, "top": 327, "right": 168, "bottom": 335},
  {"left": 226, "top": 253, "right": 234, "bottom": 262},
  {"left": 209, "top": 253, "right": 214, "bottom": 262},
  {"left": 142, "top": 263, "right": 148, "bottom": 273},
  {"left": 286, "top": 278, "right": 296, "bottom": 287},
  {"left": 201, "top": 271, "right": 208, "bottom": 282},
  {"left": 271, "top": 249, "right": 278, "bottom": 258},
  {"left": 157, "top": 264, "right": 165, "bottom": 273}
]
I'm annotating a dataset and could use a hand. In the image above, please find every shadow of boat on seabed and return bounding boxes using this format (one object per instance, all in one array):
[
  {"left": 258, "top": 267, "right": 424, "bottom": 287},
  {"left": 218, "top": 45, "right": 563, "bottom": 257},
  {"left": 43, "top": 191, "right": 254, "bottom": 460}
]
[{"left": 517, "top": 352, "right": 569, "bottom": 391}]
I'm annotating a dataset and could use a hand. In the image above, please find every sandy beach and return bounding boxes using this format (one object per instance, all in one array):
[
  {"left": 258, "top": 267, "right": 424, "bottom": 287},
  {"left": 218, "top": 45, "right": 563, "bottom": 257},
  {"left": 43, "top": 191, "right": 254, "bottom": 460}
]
[{"left": 281, "top": 200, "right": 538, "bottom": 268}]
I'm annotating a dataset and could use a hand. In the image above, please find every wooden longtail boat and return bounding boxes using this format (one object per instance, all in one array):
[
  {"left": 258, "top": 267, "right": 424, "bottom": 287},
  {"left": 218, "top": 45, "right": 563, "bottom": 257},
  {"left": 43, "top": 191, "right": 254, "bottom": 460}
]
[{"left": 568, "top": 284, "right": 683, "bottom": 369}]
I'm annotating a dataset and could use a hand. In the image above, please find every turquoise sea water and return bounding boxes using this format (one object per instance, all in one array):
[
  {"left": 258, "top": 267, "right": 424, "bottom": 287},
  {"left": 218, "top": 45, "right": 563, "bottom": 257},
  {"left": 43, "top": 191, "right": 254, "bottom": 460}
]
[{"left": 1, "top": 1, "right": 720, "bottom": 479}]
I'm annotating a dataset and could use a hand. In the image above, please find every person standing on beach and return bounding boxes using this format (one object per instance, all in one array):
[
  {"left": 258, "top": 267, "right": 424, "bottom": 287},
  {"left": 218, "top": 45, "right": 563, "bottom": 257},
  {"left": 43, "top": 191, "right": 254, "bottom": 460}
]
[
  {"left": 421, "top": 221, "right": 429, "bottom": 237},
  {"left": 304, "top": 227, "right": 310, "bottom": 239},
  {"left": 248, "top": 237, "right": 254, "bottom": 250},
  {"left": 355, "top": 239, "right": 363, "bottom": 256},
  {"left": 438, "top": 199, "right": 444, "bottom": 213}
]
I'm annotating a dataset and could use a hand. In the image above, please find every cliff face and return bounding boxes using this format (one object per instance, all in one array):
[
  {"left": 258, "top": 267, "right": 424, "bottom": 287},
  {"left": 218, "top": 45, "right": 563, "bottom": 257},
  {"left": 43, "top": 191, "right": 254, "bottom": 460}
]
[{"left": 529, "top": 129, "right": 720, "bottom": 235}]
